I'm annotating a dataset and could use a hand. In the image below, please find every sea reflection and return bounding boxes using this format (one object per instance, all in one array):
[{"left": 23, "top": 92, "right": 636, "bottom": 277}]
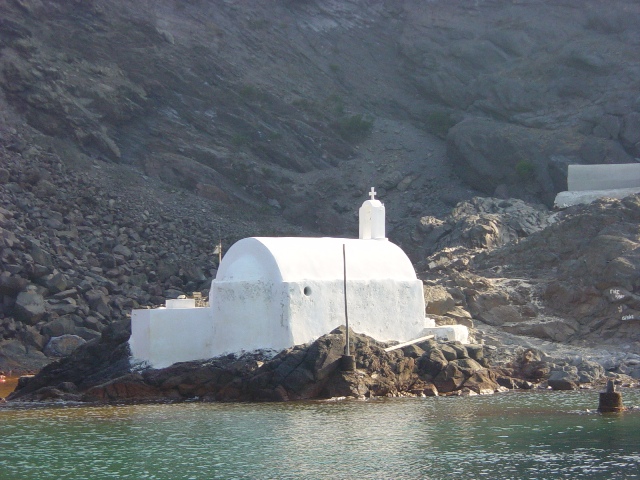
[{"left": 0, "top": 390, "right": 639, "bottom": 479}]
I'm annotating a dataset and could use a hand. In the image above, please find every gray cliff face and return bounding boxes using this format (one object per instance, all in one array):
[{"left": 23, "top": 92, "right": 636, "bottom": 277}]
[
  {"left": 419, "top": 195, "right": 640, "bottom": 362},
  {"left": 2, "top": 0, "right": 639, "bottom": 227},
  {"left": 1, "top": 0, "right": 640, "bottom": 375}
]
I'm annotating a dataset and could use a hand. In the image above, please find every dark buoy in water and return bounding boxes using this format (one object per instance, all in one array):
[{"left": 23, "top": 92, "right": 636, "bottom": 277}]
[{"left": 599, "top": 380, "right": 624, "bottom": 413}]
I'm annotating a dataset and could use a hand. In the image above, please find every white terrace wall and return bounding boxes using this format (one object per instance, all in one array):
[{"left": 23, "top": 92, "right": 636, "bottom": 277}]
[
  {"left": 130, "top": 300, "right": 213, "bottom": 369},
  {"left": 554, "top": 163, "right": 640, "bottom": 208},
  {"left": 568, "top": 164, "right": 640, "bottom": 191}
]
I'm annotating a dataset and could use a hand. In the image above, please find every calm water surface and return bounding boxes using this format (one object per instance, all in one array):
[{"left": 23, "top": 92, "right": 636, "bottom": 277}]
[{"left": 1, "top": 390, "right": 639, "bottom": 479}]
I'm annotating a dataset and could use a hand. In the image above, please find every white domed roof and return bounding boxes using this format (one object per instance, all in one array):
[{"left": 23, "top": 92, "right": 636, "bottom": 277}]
[{"left": 216, "top": 237, "right": 417, "bottom": 283}]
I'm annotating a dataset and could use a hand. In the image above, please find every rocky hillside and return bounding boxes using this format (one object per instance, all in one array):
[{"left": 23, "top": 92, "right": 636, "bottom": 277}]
[
  {"left": 418, "top": 194, "right": 640, "bottom": 375},
  {"left": 1, "top": 0, "right": 640, "bottom": 375},
  {"left": 2, "top": 0, "right": 639, "bottom": 236},
  {"left": 0, "top": 125, "right": 304, "bottom": 374}
]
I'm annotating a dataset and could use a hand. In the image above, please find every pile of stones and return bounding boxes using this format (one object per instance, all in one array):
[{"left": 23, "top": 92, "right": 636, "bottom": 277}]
[{"left": 0, "top": 128, "right": 293, "bottom": 374}]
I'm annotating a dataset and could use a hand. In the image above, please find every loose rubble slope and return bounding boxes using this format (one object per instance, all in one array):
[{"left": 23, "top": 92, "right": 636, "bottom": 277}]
[
  {"left": 419, "top": 194, "right": 640, "bottom": 377},
  {"left": 0, "top": 126, "right": 302, "bottom": 374}
]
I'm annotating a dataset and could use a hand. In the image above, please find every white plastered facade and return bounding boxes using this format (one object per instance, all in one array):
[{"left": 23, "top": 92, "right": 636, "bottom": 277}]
[{"left": 209, "top": 236, "right": 431, "bottom": 357}]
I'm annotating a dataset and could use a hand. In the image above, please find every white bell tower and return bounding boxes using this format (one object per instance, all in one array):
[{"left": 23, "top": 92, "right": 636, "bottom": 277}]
[{"left": 359, "top": 187, "right": 386, "bottom": 240}]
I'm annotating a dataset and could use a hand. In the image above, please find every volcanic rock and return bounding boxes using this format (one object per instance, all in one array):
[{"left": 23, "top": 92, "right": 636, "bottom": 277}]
[
  {"left": 14, "top": 287, "right": 46, "bottom": 325},
  {"left": 43, "top": 335, "right": 87, "bottom": 357},
  {"left": 7, "top": 326, "right": 520, "bottom": 404},
  {"left": 0, "top": 0, "right": 639, "bottom": 386},
  {"left": 0, "top": 339, "right": 49, "bottom": 374}
]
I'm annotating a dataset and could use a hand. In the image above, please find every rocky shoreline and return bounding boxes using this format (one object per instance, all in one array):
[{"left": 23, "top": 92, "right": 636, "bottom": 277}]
[{"left": 3, "top": 322, "right": 636, "bottom": 406}]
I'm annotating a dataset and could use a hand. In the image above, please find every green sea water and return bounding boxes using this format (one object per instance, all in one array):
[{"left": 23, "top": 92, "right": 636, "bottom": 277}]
[{"left": 1, "top": 390, "right": 639, "bottom": 479}]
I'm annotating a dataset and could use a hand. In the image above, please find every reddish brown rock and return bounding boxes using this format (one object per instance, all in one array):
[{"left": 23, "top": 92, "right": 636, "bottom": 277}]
[
  {"left": 433, "top": 362, "right": 467, "bottom": 393},
  {"left": 463, "top": 370, "right": 499, "bottom": 395},
  {"left": 85, "top": 374, "right": 165, "bottom": 402}
]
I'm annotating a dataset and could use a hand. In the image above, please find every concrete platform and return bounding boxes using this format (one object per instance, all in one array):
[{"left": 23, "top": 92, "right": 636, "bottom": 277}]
[
  {"left": 554, "top": 163, "right": 640, "bottom": 208},
  {"left": 554, "top": 187, "right": 640, "bottom": 208}
]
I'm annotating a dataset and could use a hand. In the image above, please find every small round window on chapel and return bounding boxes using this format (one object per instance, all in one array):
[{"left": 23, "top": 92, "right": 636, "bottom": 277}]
[{"left": 303, "top": 286, "right": 312, "bottom": 296}]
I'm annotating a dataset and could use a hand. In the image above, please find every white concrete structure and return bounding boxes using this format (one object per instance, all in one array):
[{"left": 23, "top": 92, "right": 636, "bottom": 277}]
[
  {"left": 567, "top": 164, "right": 640, "bottom": 191},
  {"left": 129, "top": 188, "right": 469, "bottom": 369},
  {"left": 130, "top": 299, "right": 213, "bottom": 369},
  {"left": 359, "top": 187, "right": 386, "bottom": 240},
  {"left": 422, "top": 324, "right": 469, "bottom": 344},
  {"left": 209, "top": 236, "right": 430, "bottom": 357},
  {"left": 554, "top": 163, "right": 640, "bottom": 208}
]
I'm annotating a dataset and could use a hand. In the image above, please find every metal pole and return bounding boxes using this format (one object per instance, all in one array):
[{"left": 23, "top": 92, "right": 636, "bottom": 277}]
[
  {"left": 341, "top": 244, "right": 355, "bottom": 371},
  {"left": 343, "top": 243, "right": 350, "bottom": 356}
]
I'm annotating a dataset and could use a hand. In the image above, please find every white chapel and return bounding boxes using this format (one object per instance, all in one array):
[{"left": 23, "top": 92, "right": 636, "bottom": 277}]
[{"left": 129, "top": 188, "right": 468, "bottom": 368}]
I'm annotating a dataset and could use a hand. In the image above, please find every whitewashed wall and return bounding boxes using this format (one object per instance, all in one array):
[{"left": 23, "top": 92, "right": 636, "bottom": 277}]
[
  {"left": 207, "top": 237, "right": 431, "bottom": 356},
  {"left": 130, "top": 307, "right": 214, "bottom": 369}
]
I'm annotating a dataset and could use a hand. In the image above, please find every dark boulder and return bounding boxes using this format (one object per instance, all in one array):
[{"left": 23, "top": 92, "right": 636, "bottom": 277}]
[
  {"left": 0, "top": 339, "right": 50, "bottom": 375},
  {"left": 547, "top": 368, "right": 579, "bottom": 391},
  {"left": 14, "top": 287, "right": 46, "bottom": 325},
  {"left": 0, "top": 273, "right": 28, "bottom": 296},
  {"left": 43, "top": 335, "right": 87, "bottom": 357},
  {"left": 463, "top": 370, "right": 500, "bottom": 395},
  {"left": 418, "top": 349, "right": 449, "bottom": 377},
  {"left": 433, "top": 361, "right": 467, "bottom": 393}
]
